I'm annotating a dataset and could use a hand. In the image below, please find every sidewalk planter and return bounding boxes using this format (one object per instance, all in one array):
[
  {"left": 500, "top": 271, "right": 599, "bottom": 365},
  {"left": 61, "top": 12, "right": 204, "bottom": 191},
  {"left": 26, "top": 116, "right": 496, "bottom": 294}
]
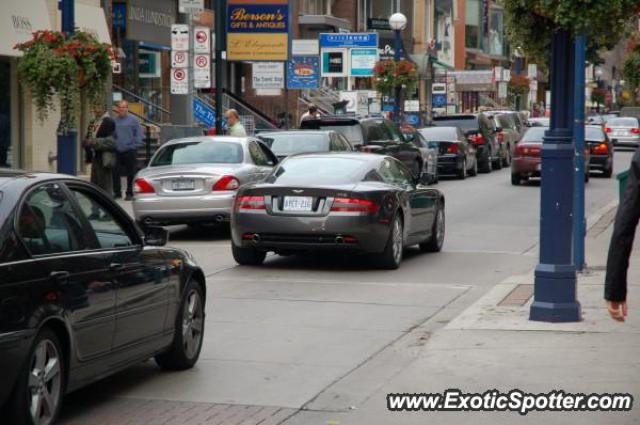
[{"left": 617, "top": 169, "right": 630, "bottom": 201}]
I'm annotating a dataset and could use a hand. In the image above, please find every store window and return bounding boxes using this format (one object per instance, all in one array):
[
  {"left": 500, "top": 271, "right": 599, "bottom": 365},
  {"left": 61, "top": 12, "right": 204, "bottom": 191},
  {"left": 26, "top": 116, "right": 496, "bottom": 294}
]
[
  {"left": 489, "top": 8, "right": 504, "bottom": 56},
  {"left": 300, "top": 0, "right": 329, "bottom": 15},
  {"left": 0, "top": 60, "right": 13, "bottom": 168},
  {"left": 465, "top": 0, "right": 481, "bottom": 49}
]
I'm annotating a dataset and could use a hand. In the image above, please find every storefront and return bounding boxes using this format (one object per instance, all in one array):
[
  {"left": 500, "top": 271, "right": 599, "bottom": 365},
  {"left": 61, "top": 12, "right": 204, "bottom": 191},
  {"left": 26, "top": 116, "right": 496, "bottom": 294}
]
[{"left": 0, "top": 0, "right": 54, "bottom": 170}]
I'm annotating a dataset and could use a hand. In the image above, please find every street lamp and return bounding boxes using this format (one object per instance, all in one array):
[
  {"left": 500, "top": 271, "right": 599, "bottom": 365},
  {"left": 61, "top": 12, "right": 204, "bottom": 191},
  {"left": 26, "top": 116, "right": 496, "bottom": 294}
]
[
  {"left": 57, "top": 0, "right": 77, "bottom": 175},
  {"left": 389, "top": 13, "right": 407, "bottom": 123}
]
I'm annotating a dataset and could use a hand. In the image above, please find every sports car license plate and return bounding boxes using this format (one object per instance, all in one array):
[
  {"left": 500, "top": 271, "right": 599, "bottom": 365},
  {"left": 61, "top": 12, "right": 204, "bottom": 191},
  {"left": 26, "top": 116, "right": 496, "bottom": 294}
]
[
  {"left": 283, "top": 196, "right": 313, "bottom": 211},
  {"left": 172, "top": 179, "right": 195, "bottom": 191}
]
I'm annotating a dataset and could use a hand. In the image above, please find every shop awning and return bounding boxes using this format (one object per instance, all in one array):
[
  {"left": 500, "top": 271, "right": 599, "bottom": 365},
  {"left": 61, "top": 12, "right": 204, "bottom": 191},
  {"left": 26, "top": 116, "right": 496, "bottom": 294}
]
[
  {"left": 76, "top": 3, "right": 112, "bottom": 45},
  {"left": 0, "top": 0, "right": 52, "bottom": 57}
]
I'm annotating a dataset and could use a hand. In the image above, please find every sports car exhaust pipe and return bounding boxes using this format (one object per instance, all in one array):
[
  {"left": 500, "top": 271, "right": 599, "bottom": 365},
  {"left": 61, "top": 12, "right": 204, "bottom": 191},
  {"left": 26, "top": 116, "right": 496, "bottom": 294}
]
[
  {"left": 335, "top": 236, "right": 344, "bottom": 244},
  {"left": 251, "top": 234, "right": 261, "bottom": 244},
  {"left": 144, "top": 217, "right": 154, "bottom": 225},
  {"left": 215, "top": 215, "right": 225, "bottom": 222}
]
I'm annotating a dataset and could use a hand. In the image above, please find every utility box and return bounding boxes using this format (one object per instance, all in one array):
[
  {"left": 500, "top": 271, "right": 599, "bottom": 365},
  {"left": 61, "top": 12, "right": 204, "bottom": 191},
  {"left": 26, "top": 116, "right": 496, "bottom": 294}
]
[{"left": 618, "top": 169, "right": 630, "bottom": 201}]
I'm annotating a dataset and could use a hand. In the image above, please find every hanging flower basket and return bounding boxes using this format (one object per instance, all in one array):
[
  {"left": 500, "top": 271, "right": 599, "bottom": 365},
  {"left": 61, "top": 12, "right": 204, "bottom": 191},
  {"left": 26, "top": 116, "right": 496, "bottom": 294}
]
[
  {"left": 373, "top": 59, "right": 418, "bottom": 97},
  {"left": 14, "top": 30, "right": 112, "bottom": 134}
]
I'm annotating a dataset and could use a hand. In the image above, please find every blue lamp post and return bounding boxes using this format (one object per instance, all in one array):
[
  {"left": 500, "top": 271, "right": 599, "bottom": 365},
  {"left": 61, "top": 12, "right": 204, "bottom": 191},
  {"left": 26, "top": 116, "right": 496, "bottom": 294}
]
[
  {"left": 573, "top": 35, "right": 587, "bottom": 272},
  {"left": 389, "top": 12, "right": 407, "bottom": 124},
  {"left": 530, "top": 29, "right": 582, "bottom": 322},
  {"left": 57, "top": 0, "right": 77, "bottom": 175}
]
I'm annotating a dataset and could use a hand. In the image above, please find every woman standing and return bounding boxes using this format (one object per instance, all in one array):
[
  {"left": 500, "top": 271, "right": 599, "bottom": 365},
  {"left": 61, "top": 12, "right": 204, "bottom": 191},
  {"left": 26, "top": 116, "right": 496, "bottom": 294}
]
[{"left": 84, "top": 115, "right": 117, "bottom": 198}]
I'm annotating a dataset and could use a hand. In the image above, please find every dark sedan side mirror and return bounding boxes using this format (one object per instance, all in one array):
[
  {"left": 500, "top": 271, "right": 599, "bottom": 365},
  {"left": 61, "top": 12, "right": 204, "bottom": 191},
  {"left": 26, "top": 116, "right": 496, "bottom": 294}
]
[{"left": 144, "top": 226, "right": 169, "bottom": 247}]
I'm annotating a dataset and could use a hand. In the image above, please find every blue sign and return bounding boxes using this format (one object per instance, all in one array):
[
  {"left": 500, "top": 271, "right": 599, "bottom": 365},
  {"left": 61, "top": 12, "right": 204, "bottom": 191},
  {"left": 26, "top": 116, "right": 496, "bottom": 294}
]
[
  {"left": 287, "top": 56, "right": 320, "bottom": 89},
  {"left": 112, "top": 3, "right": 126, "bottom": 32},
  {"left": 382, "top": 97, "right": 395, "bottom": 112},
  {"left": 193, "top": 98, "right": 216, "bottom": 128},
  {"left": 226, "top": 4, "right": 289, "bottom": 33},
  {"left": 432, "top": 94, "right": 447, "bottom": 108},
  {"left": 404, "top": 114, "right": 420, "bottom": 126},
  {"left": 319, "top": 33, "right": 378, "bottom": 48}
]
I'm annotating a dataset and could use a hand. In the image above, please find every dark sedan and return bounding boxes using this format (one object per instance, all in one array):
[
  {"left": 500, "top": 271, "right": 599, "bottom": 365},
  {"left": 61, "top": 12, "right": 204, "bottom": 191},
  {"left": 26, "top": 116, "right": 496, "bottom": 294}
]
[
  {"left": 0, "top": 171, "right": 206, "bottom": 425},
  {"left": 258, "top": 130, "right": 352, "bottom": 160},
  {"left": 419, "top": 126, "right": 478, "bottom": 179},
  {"left": 586, "top": 125, "right": 614, "bottom": 178},
  {"left": 230, "top": 153, "right": 445, "bottom": 270}
]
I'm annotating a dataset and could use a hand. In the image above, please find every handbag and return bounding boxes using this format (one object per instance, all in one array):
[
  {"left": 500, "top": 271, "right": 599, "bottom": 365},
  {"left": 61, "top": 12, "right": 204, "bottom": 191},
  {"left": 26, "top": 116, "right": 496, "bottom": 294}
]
[{"left": 101, "top": 151, "right": 117, "bottom": 169}]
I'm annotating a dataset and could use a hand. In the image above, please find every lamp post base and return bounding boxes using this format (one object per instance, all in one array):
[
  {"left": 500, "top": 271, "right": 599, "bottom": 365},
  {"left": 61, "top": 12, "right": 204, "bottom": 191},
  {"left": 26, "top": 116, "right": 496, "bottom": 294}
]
[
  {"left": 57, "top": 131, "right": 78, "bottom": 175},
  {"left": 530, "top": 264, "right": 582, "bottom": 322}
]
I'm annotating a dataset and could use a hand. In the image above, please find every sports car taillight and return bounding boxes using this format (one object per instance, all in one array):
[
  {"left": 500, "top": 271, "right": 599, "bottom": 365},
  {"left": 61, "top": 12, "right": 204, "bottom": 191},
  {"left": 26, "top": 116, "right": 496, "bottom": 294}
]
[
  {"left": 592, "top": 143, "right": 609, "bottom": 154},
  {"left": 134, "top": 178, "right": 155, "bottom": 194},
  {"left": 235, "top": 196, "right": 266, "bottom": 210},
  {"left": 213, "top": 175, "right": 240, "bottom": 191},
  {"left": 331, "top": 198, "right": 379, "bottom": 213},
  {"left": 468, "top": 133, "right": 485, "bottom": 145}
]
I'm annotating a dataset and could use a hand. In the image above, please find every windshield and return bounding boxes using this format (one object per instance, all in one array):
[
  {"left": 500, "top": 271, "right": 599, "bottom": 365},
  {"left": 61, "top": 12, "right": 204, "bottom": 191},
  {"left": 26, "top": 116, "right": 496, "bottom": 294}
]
[
  {"left": 151, "top": 141, "right": 243, "bottom": 166},
  {"left": 608, "top": 117, "right": 638, "bottom": 127},
  {"left": 522, "top": 127, "right": 547, "bottom": 143},
  {"left": 419, "top": 127, "right": 458, "bottom": 141},
  {"left": 317, "top": 125, "right": 364, "bottom": 146},
  {"left": 432, "top": 117, "right": 478, "bottom": 132},
  {"left": 267, "top": 157, "right": 368, "bottom": 185},
  {"left": 585, "top": 127, "right": 605, "bottom": 141},
  {"left": 260, "top": 134, "right": 329, "bottom": 156}
]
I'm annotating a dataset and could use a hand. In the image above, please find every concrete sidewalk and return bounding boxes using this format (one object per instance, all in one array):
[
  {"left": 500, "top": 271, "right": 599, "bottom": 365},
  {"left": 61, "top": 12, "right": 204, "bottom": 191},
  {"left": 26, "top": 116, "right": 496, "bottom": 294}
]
[{"left": 284, "top": 206, "right": 640, "bottom": 425}]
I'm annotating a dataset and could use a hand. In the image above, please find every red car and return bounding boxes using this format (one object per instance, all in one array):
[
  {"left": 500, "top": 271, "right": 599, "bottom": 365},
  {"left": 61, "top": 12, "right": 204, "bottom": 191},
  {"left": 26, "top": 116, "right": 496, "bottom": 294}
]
[{"left": 511, "top": 127, "right": 590, "bottom": 185}]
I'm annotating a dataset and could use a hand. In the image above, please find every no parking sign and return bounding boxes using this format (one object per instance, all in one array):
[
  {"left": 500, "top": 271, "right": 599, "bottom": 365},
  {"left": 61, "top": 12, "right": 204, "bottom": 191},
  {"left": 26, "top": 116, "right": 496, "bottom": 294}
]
[
  {"left": 194, "top": 54, "right": 211, "bottom": 88},
  {"left": 171, "top": 68, "right": 189, "bottom": 94},
  {"left": 194, "top": 27, "right": 210, "bottom": 54}
]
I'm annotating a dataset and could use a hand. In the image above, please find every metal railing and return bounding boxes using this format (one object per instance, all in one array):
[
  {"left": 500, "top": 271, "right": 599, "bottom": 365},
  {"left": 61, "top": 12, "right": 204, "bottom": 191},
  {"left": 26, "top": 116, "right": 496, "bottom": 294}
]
[{"left": 112, "top": 84, "right": 172, "bottom": 124}]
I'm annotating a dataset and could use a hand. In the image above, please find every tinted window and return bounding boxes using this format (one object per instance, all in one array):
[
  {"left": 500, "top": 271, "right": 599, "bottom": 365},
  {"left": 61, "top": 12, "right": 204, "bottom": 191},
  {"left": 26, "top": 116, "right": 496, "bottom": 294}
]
[
  {"left": 608, "top": 118, "right": 639, "bottom": 127},
  {"left": 267, "top": 157, "right": 368, "bottom": 185},
  {"left": 522, "top": 127, "right": 547, "bottom": 143},
  {"left": 432, "top": 116, "right": 479, "bottom": 132},
  {"left": 383, "top": 121, "right": 405, "bottom": 142},
  {"left": 379, "top": 159, "right": 413, "bottom": 186},
  {"left": 317, "top": 124, "right": 364, "bottom": 145},
  {"left": 261, "top": 134, "right": 329, "bottom": 156},
  {"left": 18, "top": 184, "right": 90, "bottom": 255},
  {"left": 152, "top": 141, "right": 243, "bottom": 166},
  {"left": 365, "top": 123, "right": 389, "bottom": 142},
  {"left": 585, "top": 127, "right": 605, "bottom": 141},
  {"left": 419, "top": 127, "right": 458, "bottom": 141},
  {"left": 70, "top": 189, "right": 134, "bottom": 249},
  {"left": 249, "top": 141, "right": 270, "bottom": 165}
]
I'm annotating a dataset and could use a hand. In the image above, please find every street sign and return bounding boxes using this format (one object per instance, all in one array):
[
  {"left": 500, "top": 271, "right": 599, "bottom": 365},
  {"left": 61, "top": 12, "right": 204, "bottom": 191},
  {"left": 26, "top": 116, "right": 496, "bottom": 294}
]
[
  {"left": 528, "top": 64, "right": 537, "bottom": 78},
  {"left": 319, "top": 33, "right": 378, "bottom": 48},
  {"left": 367, "top": 18, "right": 390, "bottom": 31},
  {"left": 287, "top": 56, "right": 320, "bottom": 90},
  {"left": 252, "top": 62, "right": 284, "bottom": 90},
  {"left": 171, "top": 68, "right": 189, "bottom": 94},
  {"left": 194, "top": 27, "right": 210, "bottom": 54},
  {"left": 321, "top": 48, "right": 347, "bottom": 77},
  {"left": 350, "top": 48, "right": 378, "bottom": 77},
  {"left": 404, "top": 114, "right": 420, "bottom": 126},
  {"left": 171, "top": 51, "right": 188, "bottom": 68},
  {"left": 404, "top": 100, "right": 420, "bottom": 112},
  {"left": 193, "top": 97, "right": 215, "bottom": 127},
  {"left": 432, "top": 94, "right": 447, "bottom": 108},
  {"left": 179, "top": 0, "right": 204, "bottom": 14},
  {"left": 292, "top": 39, "right": 319, "bottom": 56},
  {"left": 194, "top": 54, "right": 211, "bottom": 88},
  {"left": 432, "top": 83, "right": 447, "bottom": 94},
  {"left": 171, "top": 24, "right": 190, "bottom": 51}
]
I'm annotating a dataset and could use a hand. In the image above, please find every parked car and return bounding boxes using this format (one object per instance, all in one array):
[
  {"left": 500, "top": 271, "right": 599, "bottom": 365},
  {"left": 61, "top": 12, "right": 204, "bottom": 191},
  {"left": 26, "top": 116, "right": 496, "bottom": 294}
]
[
  {"left": 431, "top": 113, "right": 500, "bottom": 173},
  {"left": 400, "top": 125, "right": 439, "bottom": 184},
  {"left": 418, "top": 126, "right": 478, "bottom": 179},
  {"left": 132, "top": 136, "right": 278, "bottom": 227},
  {"left": 299, "top": 116, "right": 424, "bottom": 178},
  {"left": 485, "top": 111, "right": 521, "bottom": 166},
  {"left": 528, "top": 117, "right": 550, "bottom": 127},
  {"left": 604, "top": 117, "right": 640, "bottom": 148},
  {"left": 511, "top": 127, "right": 591, "bottom": 185},
  {"left": 0, "top": 171, "right": 206, "bottom": 425},
  {"left": 230, "top": 153, "right": 445, "bottom": 270},
  {"left": 586, "top": 125, "right": 614, "bottom": 178},
  {"left": 258, "top": 130, "right": 352, "bottom": 161}
]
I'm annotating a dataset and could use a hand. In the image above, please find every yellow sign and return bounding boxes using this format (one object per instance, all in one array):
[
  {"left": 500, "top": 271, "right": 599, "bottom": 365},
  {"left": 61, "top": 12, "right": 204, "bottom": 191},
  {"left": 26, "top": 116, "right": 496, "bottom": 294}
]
[{"left": 227, "top": 33, "right": 288, "bottom": 61}]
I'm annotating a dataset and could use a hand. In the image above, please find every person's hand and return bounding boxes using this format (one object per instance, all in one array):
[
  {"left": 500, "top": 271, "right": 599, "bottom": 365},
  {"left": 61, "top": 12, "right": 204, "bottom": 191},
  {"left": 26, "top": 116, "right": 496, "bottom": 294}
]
[{"left": 606, "top": 301, "right": 628, "bottom": 322}]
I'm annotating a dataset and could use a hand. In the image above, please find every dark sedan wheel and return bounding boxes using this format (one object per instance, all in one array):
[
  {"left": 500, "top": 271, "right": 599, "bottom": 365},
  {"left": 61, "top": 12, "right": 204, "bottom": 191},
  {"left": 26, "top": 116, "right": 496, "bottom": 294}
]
[
  {"left": 511, "top": 173, "right": 521, "bottom": 186},
  {"left": 420, "top": 203, "right": 445, "bottom": 252},
  {"left": 9, "top": 329, "right": 64, "bottom": 425},
  {"left": 492, "top": 155, "right": 503, "bottom": 170},
  {"left": 156, "top": 280, "right": 205, "bottom": 370},
  {"left": 376, "top": 215, "right": 403, "bottom": 270},
  {"left": 480, "top": 157, "right": 493, "bottom": 173},
  {"left": 469, "top": 158, "right": 478, "bottom": 177},
  {"left": 232, "top": 242, "right": 266, "bottom": 265},
  {"left": 457, "top": 160, "right": 467, "bottom": 180}
]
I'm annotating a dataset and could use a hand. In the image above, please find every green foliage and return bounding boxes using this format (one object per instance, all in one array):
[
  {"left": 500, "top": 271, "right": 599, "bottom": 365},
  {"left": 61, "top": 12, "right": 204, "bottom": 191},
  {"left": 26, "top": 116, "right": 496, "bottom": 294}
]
[
  {"left": 624, "top": 49, "right": 640, "bottom": 89},
  {"left": 14, "top": 30, "right": 112, "bottom": 133},
  {"left": 501, "top": 0, "right": 640, "bottom": 66},
  {"left": 373, "top": 60, "right": 418, "bottom": 96}
]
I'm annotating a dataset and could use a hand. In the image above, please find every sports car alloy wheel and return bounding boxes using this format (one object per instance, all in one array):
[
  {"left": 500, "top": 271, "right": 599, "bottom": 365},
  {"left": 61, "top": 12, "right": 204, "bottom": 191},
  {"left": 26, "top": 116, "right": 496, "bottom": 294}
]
[
  {"left": 392, "top": 218, "right": 403, "bottom": 265},
  {"left": 182, "top": 289, "right": 204, "bottom": 360},
  {"left": 28, "top": 339, "right": 62, "bottom": 425}
]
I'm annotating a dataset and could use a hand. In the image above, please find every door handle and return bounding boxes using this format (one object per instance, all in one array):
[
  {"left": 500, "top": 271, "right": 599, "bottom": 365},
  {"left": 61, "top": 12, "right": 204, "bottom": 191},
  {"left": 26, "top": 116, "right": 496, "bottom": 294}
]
[
  {"left": 109, "top": 263, "right": 125, "bottom": 271},
  {"left": 49, "top": 271, "right": 70, "bottom": 283}
]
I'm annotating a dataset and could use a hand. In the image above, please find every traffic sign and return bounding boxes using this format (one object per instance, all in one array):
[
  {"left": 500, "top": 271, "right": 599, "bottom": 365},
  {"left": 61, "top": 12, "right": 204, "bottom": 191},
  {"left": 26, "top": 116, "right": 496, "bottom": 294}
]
[
  {"left": 194, "top": 27, "right": 210, "bottom": 54},
  {"left": 171, "top": 24, "right": 189, "bottom": 51},
  {"left": 194, "top": 54, "right": 211, "bottom": 88},
  {"left": 171, "top": 51, "right": 188, "bottom": 68},
  {"left": 171, "top": 68, "right": 189, "bottom": 94},
  {"left": 193, "top": 97, "right": 215, "bottom": 127}
]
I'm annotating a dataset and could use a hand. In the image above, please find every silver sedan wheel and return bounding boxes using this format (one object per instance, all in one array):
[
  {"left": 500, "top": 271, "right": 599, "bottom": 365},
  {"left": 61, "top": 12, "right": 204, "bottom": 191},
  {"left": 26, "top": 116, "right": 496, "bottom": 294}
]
[
  {"left": 182, "top": 289, "right": 204, "bottom": 360},
  {"left": 436, "top": 208, "right": 445, "bottom": 248},
  {"left": 29, "top": 339, "right": 62, "bottom": 425},
  {"left": 392, "top": 218, "right": 403, "bottom": 265}
]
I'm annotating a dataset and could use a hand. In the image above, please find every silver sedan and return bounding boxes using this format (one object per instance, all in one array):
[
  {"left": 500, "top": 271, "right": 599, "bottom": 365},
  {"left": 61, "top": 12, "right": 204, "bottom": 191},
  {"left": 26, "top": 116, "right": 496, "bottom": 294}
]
[
  {"left": 605, "top": 117, "right": 640, "bottom": 148},
  {"left": 133, "top": 136, "right": 278, "bottom": 226}
]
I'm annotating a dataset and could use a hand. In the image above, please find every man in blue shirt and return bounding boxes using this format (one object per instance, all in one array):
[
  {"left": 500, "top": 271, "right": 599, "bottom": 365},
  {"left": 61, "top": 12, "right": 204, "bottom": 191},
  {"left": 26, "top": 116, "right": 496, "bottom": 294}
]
[{"left": 112, "top": 100, "right": 143, "bottom": 200}]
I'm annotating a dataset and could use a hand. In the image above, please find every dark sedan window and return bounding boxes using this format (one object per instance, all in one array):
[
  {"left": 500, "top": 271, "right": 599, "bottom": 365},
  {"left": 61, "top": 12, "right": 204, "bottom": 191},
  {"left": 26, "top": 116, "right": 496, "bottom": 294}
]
[
  {"left": 379, "top": 159, "right": 413, "bottom": 187},
  {"left": 262, "top": 134, "right": 329, "bottom": 156},
  {"left": 432, "top": 117, "right": 479, "bottom": 132},
  {"left": 585, "top": 127, "right": 605, "bottom": 141},
  {"left": 419, "top": 127, "right": 458, "bottom": 141},
  {"left": 18, "top": 184, "right": 90, "bottom": 255},
  {"left": 151, "top": 141, "right": 243, "bottom": 166},
  {"left": 268, "top": 157, "right": 368, "bottom": 185}
]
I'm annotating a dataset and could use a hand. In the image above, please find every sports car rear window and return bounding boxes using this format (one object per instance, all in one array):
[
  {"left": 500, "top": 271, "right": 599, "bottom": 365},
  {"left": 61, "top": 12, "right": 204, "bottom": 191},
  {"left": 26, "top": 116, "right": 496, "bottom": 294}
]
[{"left": 267, "top": 157, "right": 368, "bottom": 185}]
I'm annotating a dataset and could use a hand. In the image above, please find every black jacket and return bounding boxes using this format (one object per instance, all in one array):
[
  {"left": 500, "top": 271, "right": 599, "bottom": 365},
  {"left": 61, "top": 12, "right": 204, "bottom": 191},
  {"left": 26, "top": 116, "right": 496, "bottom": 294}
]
[{"left": 605, "top": 148, "right": 640, "bottom": 301}]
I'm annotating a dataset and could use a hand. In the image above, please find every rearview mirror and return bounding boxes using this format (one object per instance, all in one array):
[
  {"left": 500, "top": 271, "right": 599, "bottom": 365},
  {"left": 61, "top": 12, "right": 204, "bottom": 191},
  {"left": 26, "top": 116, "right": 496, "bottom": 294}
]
[{"left": 144, "top": 226, "right": 169, "bottom": 247}]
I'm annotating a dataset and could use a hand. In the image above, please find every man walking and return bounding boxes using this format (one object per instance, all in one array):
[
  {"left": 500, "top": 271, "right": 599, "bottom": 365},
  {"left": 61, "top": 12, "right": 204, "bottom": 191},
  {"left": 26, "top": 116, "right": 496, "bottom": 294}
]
[
  {"left": 112, "top": 100, "right": 143, "bottom": 200},
  {"left": 225, "top": 109, "right": 247, "bottom": 137},
  {"left": 604, "top": 149, "right": 640, "bottom": 322},
  {"left": 300, "top": 104, "right": 320, "bottom": 124}
]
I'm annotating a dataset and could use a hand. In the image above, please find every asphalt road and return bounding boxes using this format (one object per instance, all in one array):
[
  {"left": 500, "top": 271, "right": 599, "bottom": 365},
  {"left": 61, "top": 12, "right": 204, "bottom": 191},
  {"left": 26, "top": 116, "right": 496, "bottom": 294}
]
[{"left": 59, "top": 150, "right": 633, "bottom": 425}]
